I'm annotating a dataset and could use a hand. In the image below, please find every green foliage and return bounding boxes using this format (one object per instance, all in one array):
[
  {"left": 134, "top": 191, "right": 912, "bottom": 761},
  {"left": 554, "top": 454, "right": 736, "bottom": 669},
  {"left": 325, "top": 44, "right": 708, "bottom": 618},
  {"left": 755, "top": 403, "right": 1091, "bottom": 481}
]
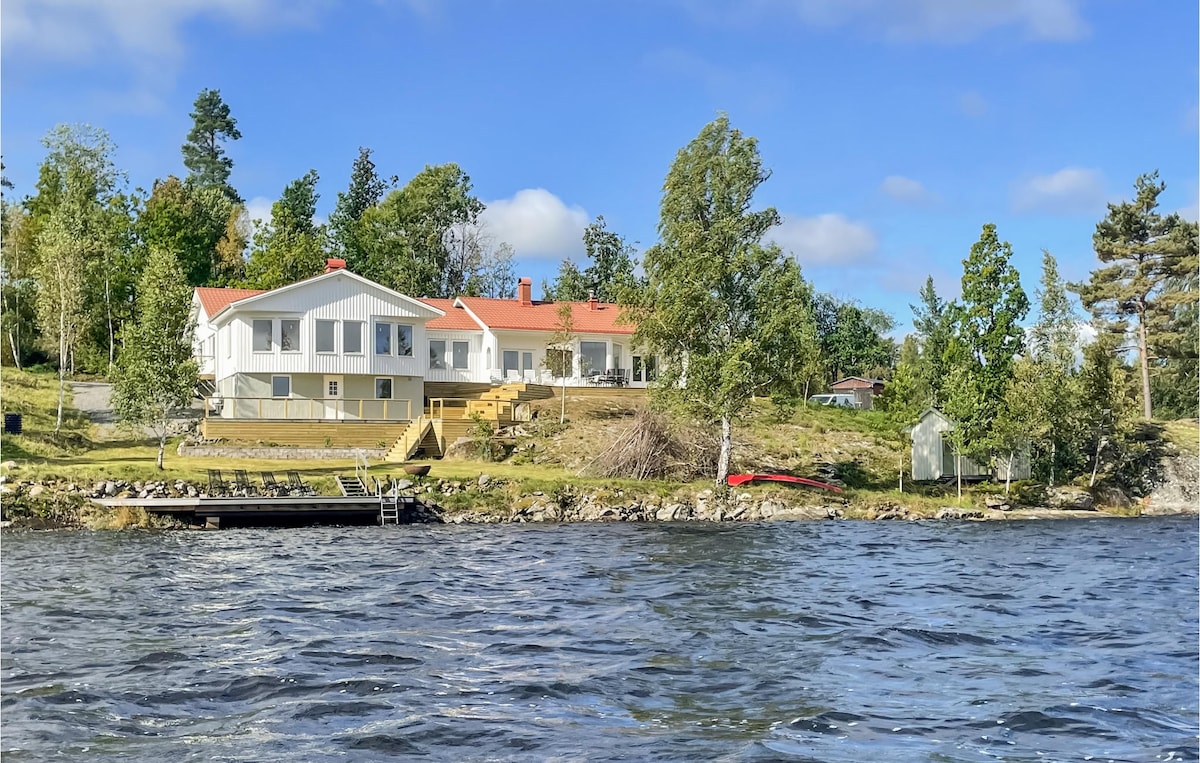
[
  {"left": 544, "top": 258, "right": 589, "bottom": 302},
  {"left": 136, "top": 176, "right": 234, "bottom": 285},
  {"left": 244, "top": 170, "right": 329, "bottom": 289},
  {"left": 181, "top": 88, "right": 242, "bottom": 201},
  {"left": 910, "top": 275, "right": 952, "bottom": 405},
  {"left": 631, "top": 115, "right": 819, "bottom": 484},
  {"left": 468, "top": 412, "right": 498, "bottom": 461},
  {"left": 875, "top": 335, "right": 927, "bottom": 426},
  {"left": 1, "top": 203, "right": 43, "bottom": 368},
  {"left": 581, "top": 215, "right": 638, "bottom": 302},
  {"left": 1072, "top": 171, "right": 1197, "bottom": 419},
  {"left": 111, "top": 248, "right": 199, "bottom": 469},
  {"left": 329, "top": 147, "right": 391, "bottom": 273},
  {"left": 814, "top": 294, "right": 895, "bottom": 382}
]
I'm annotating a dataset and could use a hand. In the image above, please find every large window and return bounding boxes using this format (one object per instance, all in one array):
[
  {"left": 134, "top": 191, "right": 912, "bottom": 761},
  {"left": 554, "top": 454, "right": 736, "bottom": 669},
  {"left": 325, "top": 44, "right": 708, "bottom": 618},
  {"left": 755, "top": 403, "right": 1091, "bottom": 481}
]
[
  {"left": 633, "top": 355, "right": 644, "bottom": 382},
  {"left": 375, "top": 322, "right": 392, "bottom": 355},
  {"left": 452, "top": 341, "right": 469, "bottom": 370},
  {"left": 315, "top": 320, "right": 336, "bottom": 353},
  {"left": 375, "top": 377, "right": 393, "bottom": 399},
  {"left": 502, "top": 350, "right": 519, "bottom": 378},
  {"left": 396, "top": 324, "right": 413, "bottom": 357},
  {"left": 521, "top": 352, "right": 533, "bottom": 374},
  {"left": 343, "top": 321, "right": 362, "bottom": 353},
  {"left": 253, "top": 319, "right": 273, "bottom": 352},
  {"left": 271, "top": 375, "right": 290, "bottom": 397},
  {"left": 429, "top": 340, "right": 446, "bottom": 370},
  {"left": 580, "top": 341, "right": 606, "bottom": 376},
  {"left": 280, "top": 319, "right": 300, "bottom": 352}
]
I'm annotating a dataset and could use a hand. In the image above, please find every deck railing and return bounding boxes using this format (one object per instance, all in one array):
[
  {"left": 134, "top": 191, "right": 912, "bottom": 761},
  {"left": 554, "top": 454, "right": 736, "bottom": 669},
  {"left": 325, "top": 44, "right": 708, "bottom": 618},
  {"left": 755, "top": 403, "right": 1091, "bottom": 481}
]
[{"left": 205, "top": 397, "right": 412, "bottom": 422}]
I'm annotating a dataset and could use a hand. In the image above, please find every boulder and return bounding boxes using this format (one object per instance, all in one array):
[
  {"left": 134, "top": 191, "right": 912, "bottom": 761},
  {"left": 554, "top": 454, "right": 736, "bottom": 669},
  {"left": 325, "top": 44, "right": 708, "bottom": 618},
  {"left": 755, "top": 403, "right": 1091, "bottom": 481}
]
[
  {"left": 0, "top": 461, "right": 17, "bottom": 470},
  {"left": 27, "top": 484, "right": 45, "bottom": 498},
  {"left": 984, "top": 495, "right": 1011, "bottom": 511},
  {"left": 937, "top": 507, "right": 984, "bottom": 520},
  {"left": 1046, "top": 487, "right": 1095, "bottom": 511},
  {"left": 477, "top": 474, "right": 491, "bottom": 488}
]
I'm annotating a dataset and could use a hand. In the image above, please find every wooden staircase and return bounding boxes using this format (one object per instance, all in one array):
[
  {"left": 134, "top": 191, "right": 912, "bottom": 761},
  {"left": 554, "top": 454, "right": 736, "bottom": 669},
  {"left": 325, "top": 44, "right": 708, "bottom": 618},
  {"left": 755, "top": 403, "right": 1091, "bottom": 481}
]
[
  {"left": 335, "top": 475, "right": 370, "bottom": 497},
  {"left": 383, "top": 383, "right": 555, "bottom": 463}
]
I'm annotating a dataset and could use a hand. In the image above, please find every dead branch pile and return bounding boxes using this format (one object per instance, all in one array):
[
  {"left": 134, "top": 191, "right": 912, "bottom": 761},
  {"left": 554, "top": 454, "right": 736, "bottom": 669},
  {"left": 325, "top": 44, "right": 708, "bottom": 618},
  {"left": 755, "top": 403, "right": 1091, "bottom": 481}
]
[{"left": 584, "top": 409, "right": 718, "bottom": 481}]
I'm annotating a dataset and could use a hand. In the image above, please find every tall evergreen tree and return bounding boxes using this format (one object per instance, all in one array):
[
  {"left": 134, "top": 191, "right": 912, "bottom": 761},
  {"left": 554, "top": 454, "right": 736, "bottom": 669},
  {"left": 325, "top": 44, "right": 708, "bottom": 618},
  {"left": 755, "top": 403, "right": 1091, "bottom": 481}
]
[
  {"left": 945, "top": 223, "right": 1029, "bottom": 452},
  {"left": 181, "top": 88, "right": 242, "bottom": 201},
  {"left": 329, "top": 147, "right": 390, "bottom": 272},
  {"left": 1072, "top": 172, "right": 1196, "bottom": 420},
  {"left": 1025, "top": 251, "right": 1082, "bottom": 483},
  {"left": 112, "top": 248, "right": 199, "bottom": 470},
  {"left": 910, "top": 276, "right": 952, "bottom": 405}
]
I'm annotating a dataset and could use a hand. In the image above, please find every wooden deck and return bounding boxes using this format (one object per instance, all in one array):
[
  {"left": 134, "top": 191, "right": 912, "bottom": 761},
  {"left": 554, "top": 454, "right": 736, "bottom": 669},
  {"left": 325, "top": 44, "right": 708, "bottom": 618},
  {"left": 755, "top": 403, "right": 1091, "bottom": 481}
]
[{"left": 93, "top": 494, "right": 423, "bottom": 528}]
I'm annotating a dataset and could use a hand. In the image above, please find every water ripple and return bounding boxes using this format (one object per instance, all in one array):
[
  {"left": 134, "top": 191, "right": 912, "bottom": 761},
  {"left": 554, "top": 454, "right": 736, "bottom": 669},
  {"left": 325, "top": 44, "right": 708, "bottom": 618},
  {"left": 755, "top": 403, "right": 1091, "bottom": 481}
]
[{"left": 2, "top": 518, "right": 1196, "bottom": 761}]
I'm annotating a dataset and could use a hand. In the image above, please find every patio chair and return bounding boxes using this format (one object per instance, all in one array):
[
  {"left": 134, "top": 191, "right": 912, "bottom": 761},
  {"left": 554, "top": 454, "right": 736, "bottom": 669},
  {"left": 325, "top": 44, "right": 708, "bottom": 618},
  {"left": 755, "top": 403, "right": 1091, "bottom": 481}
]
[
  {"left": 232, "top": 469, "right": 256, "bottom": 496},
  {"left": 207, "top": 469, "right": 225, "bottom": 496},
  {"left": 287, "top": 470, "right": 315, "bottom": 495},
  {"left": 260, "top": 471, "right": 280, "bottom": 495}
]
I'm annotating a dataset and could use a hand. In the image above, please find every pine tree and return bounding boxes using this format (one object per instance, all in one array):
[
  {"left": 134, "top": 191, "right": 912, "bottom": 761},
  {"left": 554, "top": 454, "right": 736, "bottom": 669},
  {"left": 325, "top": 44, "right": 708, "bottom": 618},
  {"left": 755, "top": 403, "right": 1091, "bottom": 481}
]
[
  {"left": 329, "top": 147, "right": 390, "bottom": 272},
  {"left": 181, "top": 89, "right": 242, "bottom": 201},
  {"left": 1073, "top": 172, "right": 1196, "bottom": 420},
  {"left": 910, "top": 276, "right": 952, "bottom": 405},
  {"left": 112, "top": 248, "right": 199, "bottom": 469},
  {"left": 545, "top": 259, "right": 589, "bottom": 301},
  {"left": 244, "top": 171, "right": 328, "bottom": 289}
]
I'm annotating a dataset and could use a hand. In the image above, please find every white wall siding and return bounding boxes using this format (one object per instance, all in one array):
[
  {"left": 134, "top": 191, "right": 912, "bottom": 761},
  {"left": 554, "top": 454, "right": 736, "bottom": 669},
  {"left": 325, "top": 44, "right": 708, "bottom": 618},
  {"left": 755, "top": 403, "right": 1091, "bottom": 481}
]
[{"left": 425, "top": 330, "right": 485, "bottom": 383}]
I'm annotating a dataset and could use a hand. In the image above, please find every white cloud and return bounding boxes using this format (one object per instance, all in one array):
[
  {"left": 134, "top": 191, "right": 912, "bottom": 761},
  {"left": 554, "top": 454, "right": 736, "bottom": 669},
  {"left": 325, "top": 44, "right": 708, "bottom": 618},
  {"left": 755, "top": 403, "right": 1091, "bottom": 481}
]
[
  {"left": 692, "top": 0, "right": 1088, "bottom": 43},
  {"left": 1012, "top": 167, "right": 1107, "bottom": 215},
  {"left": 958, "top": 90, "right": 989, "bottom": 118},
  {"left": 880, "top": 175, "right": 936, "bottom": 205},
  {"left": 769, "top": 213, "right": 878, "bottom": 266},
  {"left": 243, "top": 196, "right": 274, "bottom": 232},
  {"left": 480, "top": 189, "right": 589, "bottom": 260}
]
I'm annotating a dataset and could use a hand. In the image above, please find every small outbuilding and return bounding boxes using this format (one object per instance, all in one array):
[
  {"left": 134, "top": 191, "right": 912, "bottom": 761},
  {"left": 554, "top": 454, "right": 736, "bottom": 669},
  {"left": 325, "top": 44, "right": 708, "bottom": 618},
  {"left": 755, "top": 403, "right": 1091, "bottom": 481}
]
[
  {"left": 905, "top": 408, "right": 1031, "bottom": 482},
  {"left": 830, "top": 377, "right": 885, "bottom": 410}
]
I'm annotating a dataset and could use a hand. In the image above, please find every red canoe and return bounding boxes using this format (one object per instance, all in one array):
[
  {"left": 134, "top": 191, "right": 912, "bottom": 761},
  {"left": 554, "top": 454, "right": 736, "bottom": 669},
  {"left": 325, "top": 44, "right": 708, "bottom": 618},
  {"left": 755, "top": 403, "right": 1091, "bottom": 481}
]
[{"left": 726, "top": 474, "right": 842, "bottom": 493}]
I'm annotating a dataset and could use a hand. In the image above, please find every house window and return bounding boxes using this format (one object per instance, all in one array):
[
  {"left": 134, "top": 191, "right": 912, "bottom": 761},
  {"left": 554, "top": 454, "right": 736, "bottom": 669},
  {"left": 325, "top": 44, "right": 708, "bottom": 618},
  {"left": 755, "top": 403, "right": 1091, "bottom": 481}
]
[
  {"left": 327, "top": 379, "right": 339, "bottom": 397},
  {"left": 343, "top": 321, "right": 362, "bottom": 353},
  {"left": 375, "top": 322, "right": 392, "bottom": 355},
  {"left": 375, "top": 377, "right": 393, "bottom": 399},
  {"left": 546, "top": 348, "right": 572, "bottom": 377},
  {"left": 396, "top": 324, "right": 413, "bottom": 357},
  {"left": 280, "top": 319, "right": 300, "bottom": 352},
  {"left": 429, "top": 340, "right": 447, "bottom": 370},
  {"left": 502, "top": 350, "right": 519, "bottom": 378},
  {"left": 580, "top": 341, "right": 606, "bottom": 376},
  {"left": 645, "top": 356, "right": 658, "bottom": 382},
  {"left": 452, "top": 341, "right": 469, "bottom": 370},
  {"left": 271, "top": 375, "right": 290, "bottom": 398},
  {"left": 521, "top": 352, "right": 533, "bottom": 373},
  {"left": 315, "top": 320, "right": 336, "bottom": 353},
  {"left": 253, "top": 319, "right": 273, "bottom": 352},
  {"left": 633, "top": 355, "right": 644, "bottom": 382}
]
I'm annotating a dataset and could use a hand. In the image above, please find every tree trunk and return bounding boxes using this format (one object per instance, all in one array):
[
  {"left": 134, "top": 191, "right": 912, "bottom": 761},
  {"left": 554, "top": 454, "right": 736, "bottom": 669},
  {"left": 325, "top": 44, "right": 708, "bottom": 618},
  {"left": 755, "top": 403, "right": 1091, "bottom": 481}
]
[
  {"left": 559, "top": 376, "right": 566, "bottom": 425},
  {"left": 956, "top": 451, "right": 962, "bottom": 502},
  {"left": 716, "top": 415, "right": 732, "bottom": 487},
  {"left": 1089, "top": 437, "right": 1105, "bottom": 488},
  {"left": 1004, "top": 450, "right": 1014, "bottom": 495},
  {"left": 157, "top": 432, "right": 167, "bottom": 470},
  {"left": 803, "top": 379, "right": 810, "bottom": 406},
  {"left": 106, "top": 273, "right": 115, "bottom": 368},
  {"left": 7, "top": 329, "right": 20, "bottom": 371},
  {"left": 898, "top": 444, "right": 903, "bottom": 493},
  {"left": 1137, "top": 300, "right": 1152, "bottom": 420},
  {"left": 55, "top": 312, "right": 66, "bottom": 433},
  {"left": 1049, "top": 441, "right": 1056, "bottom": 487}
]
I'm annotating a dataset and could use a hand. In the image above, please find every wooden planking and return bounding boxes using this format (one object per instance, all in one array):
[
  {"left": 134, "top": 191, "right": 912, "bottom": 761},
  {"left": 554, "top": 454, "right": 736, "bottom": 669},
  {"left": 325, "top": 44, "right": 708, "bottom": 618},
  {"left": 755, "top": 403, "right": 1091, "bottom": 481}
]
[
  {"left": 424, "top": 381, "right": 496, "bottom": 399},
  {"left": 543, "top": 386, "right": 648, "bottom": 399},
  {"left": 201, "top": 420, "right": 409, "bottom": 447}
]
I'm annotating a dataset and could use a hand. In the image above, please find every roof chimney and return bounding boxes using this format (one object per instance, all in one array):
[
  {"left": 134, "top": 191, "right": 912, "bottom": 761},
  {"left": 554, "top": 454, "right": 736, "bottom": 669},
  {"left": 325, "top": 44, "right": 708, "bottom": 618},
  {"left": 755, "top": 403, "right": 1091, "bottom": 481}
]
[
  {"left": 587, "top": 290, "right": 598, "bottom": 311},
  {"left": 324, "top": 258, "right": 347, "bottom": 274},
  {"left": 518, "top": 277, "right": 532, "bottom": 306}
]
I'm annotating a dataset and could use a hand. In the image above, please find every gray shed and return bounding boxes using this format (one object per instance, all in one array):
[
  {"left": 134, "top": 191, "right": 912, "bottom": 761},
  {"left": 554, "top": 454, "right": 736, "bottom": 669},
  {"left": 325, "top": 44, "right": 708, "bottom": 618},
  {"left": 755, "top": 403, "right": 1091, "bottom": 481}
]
[{"left": 906, "top": 408, "right": 1030, "bottom": 482}]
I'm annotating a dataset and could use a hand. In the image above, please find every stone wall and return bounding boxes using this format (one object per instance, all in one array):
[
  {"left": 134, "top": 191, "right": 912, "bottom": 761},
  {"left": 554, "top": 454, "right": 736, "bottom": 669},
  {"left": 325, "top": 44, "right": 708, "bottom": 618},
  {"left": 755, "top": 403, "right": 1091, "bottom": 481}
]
[{"left": 178, "top": 444, "right": 388, "bottom": 460}]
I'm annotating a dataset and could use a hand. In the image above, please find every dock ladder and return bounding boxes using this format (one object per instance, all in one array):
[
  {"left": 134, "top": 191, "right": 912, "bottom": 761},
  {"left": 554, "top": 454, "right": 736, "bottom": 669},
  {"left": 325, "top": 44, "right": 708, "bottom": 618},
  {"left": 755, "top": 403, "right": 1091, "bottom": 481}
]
[{"left": 379, "top": 480, "right": 401, "bottom": 525}]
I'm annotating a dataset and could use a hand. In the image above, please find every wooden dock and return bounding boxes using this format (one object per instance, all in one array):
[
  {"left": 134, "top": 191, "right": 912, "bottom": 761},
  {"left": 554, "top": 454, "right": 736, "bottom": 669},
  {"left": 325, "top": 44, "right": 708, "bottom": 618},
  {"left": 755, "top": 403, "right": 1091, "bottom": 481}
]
[{"left": 92, "top": 494, "right": 424, "bottom": 528}]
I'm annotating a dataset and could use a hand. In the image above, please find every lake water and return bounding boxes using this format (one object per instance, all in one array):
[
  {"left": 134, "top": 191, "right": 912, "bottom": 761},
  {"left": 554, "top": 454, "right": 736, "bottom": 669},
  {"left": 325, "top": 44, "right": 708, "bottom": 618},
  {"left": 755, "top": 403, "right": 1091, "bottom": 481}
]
[{"left": 2, "top": 518, "right": 1197, "bottom": 762}]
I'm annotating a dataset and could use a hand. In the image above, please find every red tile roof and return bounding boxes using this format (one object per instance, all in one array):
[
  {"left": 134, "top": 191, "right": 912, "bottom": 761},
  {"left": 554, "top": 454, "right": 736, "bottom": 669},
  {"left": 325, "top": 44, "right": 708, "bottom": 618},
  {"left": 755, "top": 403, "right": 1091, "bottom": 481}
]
[
  {"left": 457, "top": 297, "right": 634, "bottom": 335},
  {"left": 195, "top": 287, "right": 266, "bottom": 317},
  {"left": 419, "top": 298, "right": 480, "bottom": 331}
]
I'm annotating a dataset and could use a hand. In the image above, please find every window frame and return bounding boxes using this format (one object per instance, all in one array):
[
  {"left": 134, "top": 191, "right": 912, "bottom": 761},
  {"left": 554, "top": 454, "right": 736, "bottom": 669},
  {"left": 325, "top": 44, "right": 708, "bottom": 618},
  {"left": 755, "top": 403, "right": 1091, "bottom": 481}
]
[
  {"left": 429, "top": 339, "right": 447, "bottom": 370},
  {"left": 375, "top": 377, "right": 393, "bottom": 400},
  {"left": 279, "top": 319, "right": 301, "bottom": 353},
  {"left": 452, "top": 341, "right": 470, "bottom": 370},
  {"left": 315, "top": 320, "right": 337, "bottom": 354},
  {"left": 252, "top": 319, "right": 273, "bottom": 353},
  {"left": 396, "top": 324, "right": 413, "bottom": 358},
  {"left": 375, "top": 321, "right": 392, "bottom": 356},
  {"left": 271, "top": 375, "right": 291, "bottom": 398},
  {"left": 343, "top": 320, "right": 363, "bottom": 354}
]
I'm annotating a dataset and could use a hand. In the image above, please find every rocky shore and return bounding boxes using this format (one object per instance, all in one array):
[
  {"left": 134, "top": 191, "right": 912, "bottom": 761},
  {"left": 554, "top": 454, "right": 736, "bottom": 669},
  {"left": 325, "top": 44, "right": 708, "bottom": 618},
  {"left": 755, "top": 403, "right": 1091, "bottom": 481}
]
[{"left": 2, "top": 467, "right": 1194, "bottom": 530}]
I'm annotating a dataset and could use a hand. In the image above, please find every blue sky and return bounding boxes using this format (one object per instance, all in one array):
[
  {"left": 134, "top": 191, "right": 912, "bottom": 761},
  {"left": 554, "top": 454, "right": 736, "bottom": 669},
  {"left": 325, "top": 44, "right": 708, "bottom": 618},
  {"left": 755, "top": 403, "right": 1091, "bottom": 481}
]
[{"left": 3, "top": 0, "right": 1196, "bottom": 330}]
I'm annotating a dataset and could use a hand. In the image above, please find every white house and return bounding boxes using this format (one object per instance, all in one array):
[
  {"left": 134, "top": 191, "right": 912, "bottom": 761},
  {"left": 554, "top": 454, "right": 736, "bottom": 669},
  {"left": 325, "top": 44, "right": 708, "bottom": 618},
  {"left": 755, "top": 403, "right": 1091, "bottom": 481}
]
[
  {"left": 907, "top": 408, "right": 1031, "bottom": 482},
  {"left": 192, "top": 262, "right": 655, "bottom": 450}
]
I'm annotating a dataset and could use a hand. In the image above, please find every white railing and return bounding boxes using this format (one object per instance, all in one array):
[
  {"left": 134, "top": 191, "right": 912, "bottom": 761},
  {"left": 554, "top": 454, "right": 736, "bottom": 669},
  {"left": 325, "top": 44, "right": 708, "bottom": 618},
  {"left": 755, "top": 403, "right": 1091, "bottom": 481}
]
[{"left": 204, "top": 397, "right": 412, "bottom": 421}]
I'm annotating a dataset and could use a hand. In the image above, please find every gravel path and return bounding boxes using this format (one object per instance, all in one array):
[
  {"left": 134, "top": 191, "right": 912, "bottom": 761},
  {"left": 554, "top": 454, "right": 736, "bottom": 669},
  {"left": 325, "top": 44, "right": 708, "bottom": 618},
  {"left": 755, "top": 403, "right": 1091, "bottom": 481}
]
[{"left": 70, "top": 382, "right": 202, "bottom": 440}]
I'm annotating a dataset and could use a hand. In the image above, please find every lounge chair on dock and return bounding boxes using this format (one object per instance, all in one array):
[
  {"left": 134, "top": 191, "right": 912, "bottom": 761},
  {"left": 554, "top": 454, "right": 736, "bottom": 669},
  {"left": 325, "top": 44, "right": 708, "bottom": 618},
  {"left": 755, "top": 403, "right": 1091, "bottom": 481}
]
[
  {"left": 207, "top": 469, "right": 227, "bottom": 496},
  {"left": 233, "top": 469, "right": 256, "bottom": 496},
  {"left": 260, "top": 471, "right": 281, "bottom": 495},
  {"left": 287, "top": 470, "right": 315, "bottom": 496}
]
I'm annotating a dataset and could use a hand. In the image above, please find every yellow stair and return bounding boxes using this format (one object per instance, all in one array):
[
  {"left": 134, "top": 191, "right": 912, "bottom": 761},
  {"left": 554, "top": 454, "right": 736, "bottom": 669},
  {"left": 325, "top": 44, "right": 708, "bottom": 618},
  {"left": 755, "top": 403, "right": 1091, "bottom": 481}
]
[{"left": 385, "top": 415, "right": 432, "bottom": 462}]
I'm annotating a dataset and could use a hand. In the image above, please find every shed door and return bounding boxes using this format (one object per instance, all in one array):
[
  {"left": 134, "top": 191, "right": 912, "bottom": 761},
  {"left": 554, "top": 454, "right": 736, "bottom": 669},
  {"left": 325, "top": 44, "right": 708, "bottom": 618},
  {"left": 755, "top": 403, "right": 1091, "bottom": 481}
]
[{"left": 323, "top": 375, "right": 343, "bottom": 420}]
